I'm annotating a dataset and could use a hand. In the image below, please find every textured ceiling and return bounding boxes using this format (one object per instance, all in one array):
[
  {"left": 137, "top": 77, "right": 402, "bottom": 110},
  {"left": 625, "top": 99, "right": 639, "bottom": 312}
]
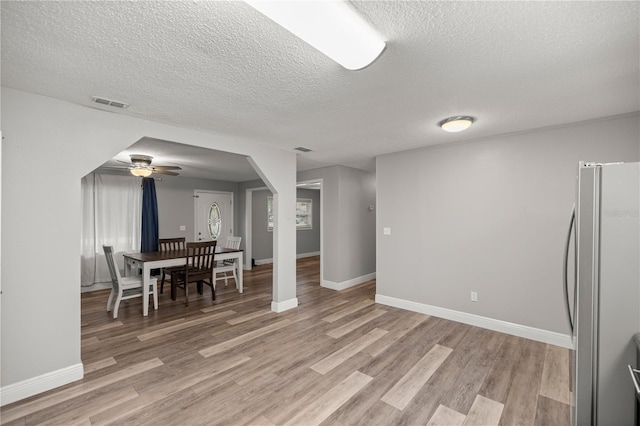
[{"left": 2, "top": 1, "right": 639, "bottom": 180}]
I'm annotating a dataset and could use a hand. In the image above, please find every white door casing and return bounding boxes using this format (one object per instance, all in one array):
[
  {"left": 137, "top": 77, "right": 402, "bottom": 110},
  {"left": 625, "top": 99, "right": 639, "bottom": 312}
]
[{"left": 194, "top": 190, "right": 233, "bottom": 242}]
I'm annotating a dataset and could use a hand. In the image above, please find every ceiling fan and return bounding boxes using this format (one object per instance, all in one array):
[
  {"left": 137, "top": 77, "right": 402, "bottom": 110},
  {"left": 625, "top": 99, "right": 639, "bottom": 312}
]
[{"left": 118, "top": 154, "right": 182, "bottom": 177}]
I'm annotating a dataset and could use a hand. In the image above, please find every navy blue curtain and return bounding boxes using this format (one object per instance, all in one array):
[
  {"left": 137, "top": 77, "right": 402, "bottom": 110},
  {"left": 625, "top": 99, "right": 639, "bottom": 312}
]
[{"left": 141, "top": 177, "right": 159, "bottom": 253}]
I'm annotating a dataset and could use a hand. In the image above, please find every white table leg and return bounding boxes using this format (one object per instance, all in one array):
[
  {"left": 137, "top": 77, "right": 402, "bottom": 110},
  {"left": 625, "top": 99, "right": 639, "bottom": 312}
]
[
  {"left": 124, "top": 259, "right": 131, "bottom": 277},
  {"left": 237, "top": 253, "right": 243, "bottom": 293},
  {"left": 143, "top": 263, "right": 150, "bottom": 316}
]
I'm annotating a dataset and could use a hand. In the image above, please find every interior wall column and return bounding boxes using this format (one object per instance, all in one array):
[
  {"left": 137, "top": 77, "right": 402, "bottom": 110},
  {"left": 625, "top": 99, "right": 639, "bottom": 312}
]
[{"left": 247, "top": 153, "right": 297, "bottom": 312}]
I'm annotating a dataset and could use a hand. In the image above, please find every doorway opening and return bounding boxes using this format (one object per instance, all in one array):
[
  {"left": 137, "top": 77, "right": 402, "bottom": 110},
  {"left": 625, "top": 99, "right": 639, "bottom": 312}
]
[{"left": 244, "top": 179, "right": 323, "bottom": 285}]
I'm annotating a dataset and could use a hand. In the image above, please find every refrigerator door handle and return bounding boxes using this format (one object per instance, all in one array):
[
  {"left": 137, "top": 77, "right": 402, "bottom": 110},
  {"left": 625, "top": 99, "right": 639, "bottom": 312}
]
[{"left": 563, "top": 204, "right": 576, "bottom": 332}]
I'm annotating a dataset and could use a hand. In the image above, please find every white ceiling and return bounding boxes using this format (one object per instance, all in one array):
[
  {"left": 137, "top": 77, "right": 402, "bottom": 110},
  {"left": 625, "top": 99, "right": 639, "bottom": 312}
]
[{"left": 2, "top": 1, "right": 638, "bottom": 181}]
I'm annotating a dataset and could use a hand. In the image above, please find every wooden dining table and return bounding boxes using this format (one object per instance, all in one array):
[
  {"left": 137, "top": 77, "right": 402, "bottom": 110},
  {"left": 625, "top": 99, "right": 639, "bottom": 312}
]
[{"left": 123, "top": 247, "right": 243, "bottom": 316}]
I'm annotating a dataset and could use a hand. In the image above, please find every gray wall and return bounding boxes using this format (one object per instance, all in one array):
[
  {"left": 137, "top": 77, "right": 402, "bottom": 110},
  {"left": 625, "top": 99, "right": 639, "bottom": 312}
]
[
  {"left": 251, "top": 188, "right": 321, "bottom": 261},
  {"left": 296, "top": 188, "right": 321, "bottom": 255},
  {"left": 238, "top": 166, "right": 376, "bottom": 285},
  {"left": 155, "top": 176, "right": 238, "bottom": 241},
  {"left": 376, "top": 113, "right": 640, "bottom": 336},
  {"left": 251, "top": 189, "right": 272, "bottom": 260},
  {"left": 298, "top": 166, "right": 376, "bottom": 285},
  {"left": 237, "top": 178, "right": 264, "bottom": 255}
]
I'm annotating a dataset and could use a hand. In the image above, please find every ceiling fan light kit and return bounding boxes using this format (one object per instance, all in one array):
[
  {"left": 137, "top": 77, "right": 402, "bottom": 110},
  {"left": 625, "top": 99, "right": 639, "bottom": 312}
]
[
  {"left": 130, "top": 168, "right": 153, "bottom": 177},
  {"left": 119, "top": 154, "right": 182, "bottom": 177},
  {"left": 439, "top": 116, "right": 476, "bottom": 133},
  {"left": 245, "top": 0, "right": 385, "bottom": 70}
]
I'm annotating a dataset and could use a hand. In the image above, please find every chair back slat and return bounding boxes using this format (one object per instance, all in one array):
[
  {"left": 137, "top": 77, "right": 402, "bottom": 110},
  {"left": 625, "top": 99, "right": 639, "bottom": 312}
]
[
  {"left": 103, "top": 245, "right": 122, "bottom": 291},
  {"left": 224, "top": 236, "right": 242, "bottom": 250},
  {"left": 159, "top": 237, "right": 186, "bottom": 252},
  {"left": 219, "top": 236, "right": 242, "bottom": 268},
  {"left": 187, "top": 240, "right": 216, "bottom": 272},
  {"left": 103, "top": 245, "right": 158, "bottom": 318},
  {"left": 172, "top": 240, "right": 217, "bottom": 306}
]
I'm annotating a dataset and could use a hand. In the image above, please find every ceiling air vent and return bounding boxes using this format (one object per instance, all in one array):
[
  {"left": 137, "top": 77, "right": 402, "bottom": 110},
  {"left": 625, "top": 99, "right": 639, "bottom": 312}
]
[
  {"left": 294, "top": 147, "right": 313, "bottom": 153},
  {"left": 92, "top": 96, "right": 130, "bottom": 109}
]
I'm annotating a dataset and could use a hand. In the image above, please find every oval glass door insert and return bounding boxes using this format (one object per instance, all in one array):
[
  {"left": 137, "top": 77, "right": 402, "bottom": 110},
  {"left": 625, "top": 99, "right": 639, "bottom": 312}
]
[{"left": 208, "top": 202, "right": 222, "bottom": 239}]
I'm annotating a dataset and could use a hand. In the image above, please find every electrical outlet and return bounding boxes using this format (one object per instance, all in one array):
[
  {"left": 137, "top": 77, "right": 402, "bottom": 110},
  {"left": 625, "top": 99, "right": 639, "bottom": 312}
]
[{"left": 471, "top": 291, "right": 478, "bottom": 302}]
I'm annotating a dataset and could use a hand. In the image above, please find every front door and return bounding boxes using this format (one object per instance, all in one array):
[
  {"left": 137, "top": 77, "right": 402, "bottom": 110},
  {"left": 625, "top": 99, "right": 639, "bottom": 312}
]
[{"left": 194, "top": 190, "right": 233, "bottom": 242}]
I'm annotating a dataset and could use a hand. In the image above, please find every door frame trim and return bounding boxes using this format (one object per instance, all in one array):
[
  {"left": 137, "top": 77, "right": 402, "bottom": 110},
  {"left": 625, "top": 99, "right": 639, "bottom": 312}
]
[{"left": 244, "top": 186, "right": 268, "bottom": 270}]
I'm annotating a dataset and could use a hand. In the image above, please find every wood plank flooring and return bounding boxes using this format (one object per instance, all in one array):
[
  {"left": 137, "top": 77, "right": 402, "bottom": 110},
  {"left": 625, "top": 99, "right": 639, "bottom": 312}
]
[{"left": 1, "top": 256, "right": 571, "bottom": 425}]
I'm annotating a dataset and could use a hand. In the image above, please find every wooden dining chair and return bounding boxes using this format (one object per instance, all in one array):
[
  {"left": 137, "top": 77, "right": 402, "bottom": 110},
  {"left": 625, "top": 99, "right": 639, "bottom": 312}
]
[
  {"left": 216, "top": 236, "right": 242, "bottom": 288},
  {"left": 171, "top": 240, "right": 217, "bottom": 307},
  {"left": 158, "top": 237, "right": 186, "bottom": 294},
  {"left": 103, "top": 245, "right": 158, "bottom": 319}
]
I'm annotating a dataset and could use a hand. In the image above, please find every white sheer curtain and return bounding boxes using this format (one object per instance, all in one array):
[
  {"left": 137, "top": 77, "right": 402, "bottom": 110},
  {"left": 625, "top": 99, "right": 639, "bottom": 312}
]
[{"left": 81, "top": 173, "right": 142, "bottom": 287}]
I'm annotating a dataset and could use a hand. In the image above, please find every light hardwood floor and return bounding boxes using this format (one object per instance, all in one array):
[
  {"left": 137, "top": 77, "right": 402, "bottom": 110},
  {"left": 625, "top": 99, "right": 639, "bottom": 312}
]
[{"left": 1, "top": 257, "right": 571, "bottom": 425}]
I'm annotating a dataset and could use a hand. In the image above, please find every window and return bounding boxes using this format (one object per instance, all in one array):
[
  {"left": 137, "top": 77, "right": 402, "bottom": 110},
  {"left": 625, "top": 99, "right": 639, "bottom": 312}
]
[
  {"left": 267, "top": 197, "right": 274, "bottom": 231},
  {"left": 268, "top": 197, "right": 313, "bottom": 231},
  {"left": 295, "top": 198, "right": 312, "bottom": 229},
  {"left": 81, "top": 173, "right": 142, "bottom": 286}
]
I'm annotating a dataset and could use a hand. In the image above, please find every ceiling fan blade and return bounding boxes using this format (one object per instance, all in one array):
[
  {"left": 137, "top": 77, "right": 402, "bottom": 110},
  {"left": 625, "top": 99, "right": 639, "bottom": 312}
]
[
  {"left": 154, "top": 170, "right": 180, "bottom": 176},
  {"left": 117, "top": 160, "right": 133, "bottom": 165},
  {"left": 102, "top": 166, "right": 130, "bottom": 171},
  {"left": 151, "top": 165, "right": 182, "bottom": 171}
]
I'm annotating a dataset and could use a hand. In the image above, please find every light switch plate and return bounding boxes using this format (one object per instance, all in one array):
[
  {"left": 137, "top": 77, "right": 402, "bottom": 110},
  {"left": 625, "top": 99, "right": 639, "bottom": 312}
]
[
  {"left": 179, "top": 225, "right": 186, "bottom": 231},
  {"left": 383, "top": 227, "right": 391, "bottom": 235}
]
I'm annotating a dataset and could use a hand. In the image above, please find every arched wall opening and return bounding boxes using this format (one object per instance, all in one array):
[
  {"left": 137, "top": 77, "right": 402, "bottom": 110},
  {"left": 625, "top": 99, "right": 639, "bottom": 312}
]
[{"left": 0, "top": 88, "right": 297, "bottom": 405}]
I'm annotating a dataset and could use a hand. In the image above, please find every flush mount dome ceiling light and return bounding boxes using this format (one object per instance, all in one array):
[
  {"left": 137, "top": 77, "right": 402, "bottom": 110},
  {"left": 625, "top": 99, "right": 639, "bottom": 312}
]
[
  {"left": 245, "top": 0, "right": 386, "bottom": 70},
  {"left": 439, "top": 116, "right": 475, "bottom": 133}
]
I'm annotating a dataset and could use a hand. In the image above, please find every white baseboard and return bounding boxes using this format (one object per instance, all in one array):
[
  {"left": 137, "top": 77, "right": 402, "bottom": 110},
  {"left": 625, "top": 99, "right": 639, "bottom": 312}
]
[
  {"left": 296, "top": 251, "right": 320, "bottom": 259},
  {"left": 256, "top": 252, "right": 320, "bottom": 266},
  {"left": 322, "top": 272, "right": 376, "bottom": 291},
  {"left": 271, "top": 298, "right": 299, "bottom": 313},
  {"left": 0, "top": 363, "right": 84, "bottom": 406},
  {"left": 80, "top": 282, "right": 111, "bottom": 293},
  {"left": 375, "top": 294, "right": 574, "bottom": 349}
]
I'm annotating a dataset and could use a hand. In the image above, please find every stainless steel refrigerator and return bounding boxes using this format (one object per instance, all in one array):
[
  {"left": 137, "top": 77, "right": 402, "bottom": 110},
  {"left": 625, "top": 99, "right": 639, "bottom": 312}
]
[{"left": 564, "top": 161, "right": 640, "bottom": 425}]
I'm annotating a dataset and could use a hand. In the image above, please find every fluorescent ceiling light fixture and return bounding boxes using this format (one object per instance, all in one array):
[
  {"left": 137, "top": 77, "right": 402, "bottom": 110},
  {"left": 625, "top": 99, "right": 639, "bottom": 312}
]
[
  {"left": 245, "top": 0, "right": 386, "bottom": 70},
  {"left": 130, "top": 168, "right": 153, "bottom": 177},
  {"left": 439, "top": 116, "right": 475, "bottom": 132}
]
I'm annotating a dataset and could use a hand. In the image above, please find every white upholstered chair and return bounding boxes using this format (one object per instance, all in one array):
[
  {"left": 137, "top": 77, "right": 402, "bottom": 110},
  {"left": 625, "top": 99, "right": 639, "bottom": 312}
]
[
  {"left": 216, "top": 236, "right": 241, "bottom": 288},
  {"left": 103, "top": 245, "right": 158, "bottom": 319}
]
